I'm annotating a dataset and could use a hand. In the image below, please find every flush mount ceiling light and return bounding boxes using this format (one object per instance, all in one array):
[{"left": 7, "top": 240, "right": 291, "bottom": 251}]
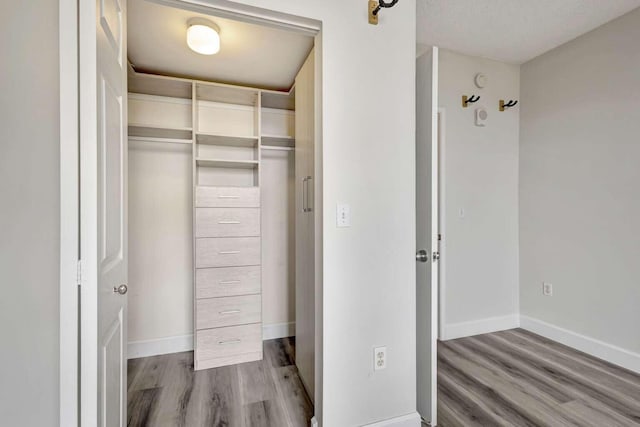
[{"left": 187, "top": 18, "right": 220, "bottom": 55}]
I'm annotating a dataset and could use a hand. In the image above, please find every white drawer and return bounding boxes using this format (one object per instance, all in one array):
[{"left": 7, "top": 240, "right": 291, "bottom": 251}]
[
  {"left": 196, "top": 323, "right": 262, "bottom": 368},
  {"left": 196, "top": 294, "right": 261, "bottom": 329},
  {"left": 196, "top": 266, "right": 261, "bottom": 299},
  {"left": 195, "top": 186, "right": 260, "bottom": 208},
  {"left": 196, "top": 237, "right": 260, "bottom": 268},
  {"left": 195, "top": 208, "right": 260, "bottom": 238}
]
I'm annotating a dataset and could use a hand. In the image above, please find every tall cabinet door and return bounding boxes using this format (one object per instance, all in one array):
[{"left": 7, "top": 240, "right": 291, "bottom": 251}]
[{"left": 295, "top": 48, "right": 315, "bottom": 401}]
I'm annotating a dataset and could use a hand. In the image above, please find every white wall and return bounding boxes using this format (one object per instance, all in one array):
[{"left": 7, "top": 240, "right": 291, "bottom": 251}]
[
  {"left": 520, "top": 8, "right": 640, "bottom": 355},
  {"left": 438, "top": 50, "right": 520, "bottom": 338},
  {"left": 128, "top": 140, "right": 194, "bottom": 355},
  {"left": 0, "top": 1, "right": 60, "bottom": 425},
  {"left": 207, "top": 1, "right": 418, "bottom": 426}
]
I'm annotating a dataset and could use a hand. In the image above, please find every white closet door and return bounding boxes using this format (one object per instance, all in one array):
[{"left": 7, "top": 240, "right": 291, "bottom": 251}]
[
  {"left": 416, "top": 46, "right": 439, "bottom": 425},
  {"left": 80, "top": 0, "right": 128, "bottom": 424},
  {"left": 295, "top": 48, "right": 316, "bottom": 401}
]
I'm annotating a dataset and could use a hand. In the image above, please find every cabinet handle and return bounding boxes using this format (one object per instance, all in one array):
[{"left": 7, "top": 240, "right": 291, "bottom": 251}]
[
  {"left": 302, "top": 177, "right": 308, "bottom": 213},
  {"left": 305, "top": 176, "right": 313, "bottom": 213},
  {"left": 219, "top": 280, "right": 241, "bottom": 285},
  {"left": 219, "top": 309, "right": 241, "bottom": 315},
  {"left": 219, "top": 250, "right": 240, "bottom": 255},
  {"left": 218, "top": 339, "right": 241, "bottom": 345},
  {"left": 218, "top": 195, "right": 240, "bottom": 199},
  {"left": 218, "top": 221, "right": 241, "bottom": 224}
]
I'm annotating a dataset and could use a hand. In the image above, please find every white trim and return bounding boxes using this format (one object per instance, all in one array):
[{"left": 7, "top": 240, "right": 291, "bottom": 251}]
[
  {"left": 128, "top": 334, "right": 194, "bottom": 359},
  {"left": 263, "top": 321, "right": 296, "bottom": 340},
  {"left": 59, "top": 0, "right": 79, "bottom": 425},
  {"left": 441, "top": 314, "right": 520, "bottom": 341},
  {"left": 361, "top": 412, "right": 421, "bottom": 427},
  {"left": 127, "top": 322, "right": 295, "bottom": 359},
  {"left": 437, "top": 107, "right": 446, "bottom": 341},
  {"left": 311, "top": 416, "right": 319, "bottom": 427},
  {"left": 520, "top": 315, "right": 640, "bottom": 374}
]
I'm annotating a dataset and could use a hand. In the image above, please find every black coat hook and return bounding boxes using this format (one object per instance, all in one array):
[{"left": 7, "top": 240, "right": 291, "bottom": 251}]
[
  {"left": 369, "top": 0, "right": 399, "bottom": 25},
  {"left": 462, "top": 95, "right": 481, "bottom": 108},
  {"left": 373, "top": 0, "right": 399, "bottom": 16},
  {"left": 499, "top": 99, "right": 518, "bottom": 111}
]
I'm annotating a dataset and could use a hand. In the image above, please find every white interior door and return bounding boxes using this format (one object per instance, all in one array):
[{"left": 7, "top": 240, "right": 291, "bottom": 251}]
[
  {"left": 80, "top": 0, "right": 128, "bottom": 425},
  {"left": 416, "top": 46, "right": 439, "bottom": 425}
]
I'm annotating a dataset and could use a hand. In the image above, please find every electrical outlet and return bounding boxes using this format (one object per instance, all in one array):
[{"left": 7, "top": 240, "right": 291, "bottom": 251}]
[
  {"left": 374, "top": 346, "right": 387, "bottom": 371},
  {"left": 543, "top": 282, "right": 553, "bottom": 296}
]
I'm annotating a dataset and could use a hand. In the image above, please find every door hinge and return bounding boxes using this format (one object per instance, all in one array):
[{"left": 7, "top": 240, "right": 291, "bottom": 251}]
[{"left": 77, "top": 260, "right": 82, "bottom": 285}]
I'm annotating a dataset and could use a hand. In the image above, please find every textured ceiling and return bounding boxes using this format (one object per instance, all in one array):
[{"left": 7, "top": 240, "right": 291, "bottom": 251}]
[
  {"left": 417, "top": 0, "right": 640, "bottom": 63},
  {"left": 128, "top": 0, "right": 314, "bottom": 90}
]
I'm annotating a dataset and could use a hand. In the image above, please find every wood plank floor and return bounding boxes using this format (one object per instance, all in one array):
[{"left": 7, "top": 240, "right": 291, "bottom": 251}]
[
  {"left": 127, "top": 337, "right": 313, "bottom": 427},
  {"left": 438, "top": 328, "right": 640, "bottom": 427}
]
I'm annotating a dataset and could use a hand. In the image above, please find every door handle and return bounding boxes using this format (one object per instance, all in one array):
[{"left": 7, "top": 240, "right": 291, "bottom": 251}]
[
  {"left": 113, "top": 284, "right": 128, "bottom": 295},
  {"left": 416, "top": 250, "right": 429, "bottom": 263}
]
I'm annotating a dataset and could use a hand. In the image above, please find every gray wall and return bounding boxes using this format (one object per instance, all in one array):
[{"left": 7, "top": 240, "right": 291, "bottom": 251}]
[
  {"left": 520, "top": 8, "right": 640, "bottom": 353},
  {"left": 0, "top": 2, "right": 60, "bottom": 425},
  {"left": 439, "top": 50, "right": 520, "bottom": 336}
]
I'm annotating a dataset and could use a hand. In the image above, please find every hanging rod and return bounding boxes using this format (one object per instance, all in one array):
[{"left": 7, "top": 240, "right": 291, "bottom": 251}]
[
  {"left": 261, "top": 145, "right": 294, "bottom": 152},
  {"left": 129, "top": 136, "right": 193, "bottom": 145}
]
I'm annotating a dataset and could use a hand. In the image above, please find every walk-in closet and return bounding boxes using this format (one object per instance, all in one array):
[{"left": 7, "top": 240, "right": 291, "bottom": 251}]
[{"left": 124, "top": 0, "right": 320, "bottom": 421}]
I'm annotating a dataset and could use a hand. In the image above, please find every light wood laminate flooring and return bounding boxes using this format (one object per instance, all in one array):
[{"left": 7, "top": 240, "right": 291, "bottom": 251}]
[
  {"left": 438, "top": 329, "right": 640, "bottom": 426},
  {"left": 127, "top": 337, "right": 313, "bottom": 427}
]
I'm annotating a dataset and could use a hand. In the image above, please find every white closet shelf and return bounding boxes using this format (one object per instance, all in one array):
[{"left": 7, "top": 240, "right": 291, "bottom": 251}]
[
  {"left": 261, "top": 135, "right": 295, "bottom": 147},
  {"left": 129, "top": 123, "right": 193, "bottom": 140},
  {"left": 196, "top": 158, "right": 259, "bottom": 169},
  {"left": 196, "top": 133, "right": 259, "bottom": 147}
]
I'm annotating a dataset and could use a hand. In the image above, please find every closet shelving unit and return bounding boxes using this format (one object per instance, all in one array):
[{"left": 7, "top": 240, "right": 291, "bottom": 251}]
[{"left": 128, "top": 68, "right": 295, "bottom": 370}]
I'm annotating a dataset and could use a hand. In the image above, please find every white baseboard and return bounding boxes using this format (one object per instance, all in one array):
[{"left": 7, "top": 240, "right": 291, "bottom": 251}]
[
  {"left": 263, "top": 321, "right": 295, "bottom": 340},
  {"left": 128, "top": 334, "right": 193, "bottom": 359},
  {"left": 128, "top": 322, "right": 295, "bottom": 359},
  {"left": 441, "top": 314, "right": 520, "bottom": 341},
  {"left": 362, "top": 412, "right": 421, "bottom": 427},
  {"left": 520, "top": 315, "right": 640, "bottom": 374},
  {"left": 310, "top": 416, "right": 318, "bottom": 427}
]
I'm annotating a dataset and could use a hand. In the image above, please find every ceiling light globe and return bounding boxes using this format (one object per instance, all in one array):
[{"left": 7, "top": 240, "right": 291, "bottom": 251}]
[{"left": 187, "top": 22, "right": 220, "bottom": 55}]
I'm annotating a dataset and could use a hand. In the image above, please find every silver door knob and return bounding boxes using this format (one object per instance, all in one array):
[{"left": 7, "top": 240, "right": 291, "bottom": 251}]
[
  {"left": 113, "top": 284, "right": 128, "bottom": 295},
  {"left": 416, "top": 250, "right": 429, "bottom": 263}
]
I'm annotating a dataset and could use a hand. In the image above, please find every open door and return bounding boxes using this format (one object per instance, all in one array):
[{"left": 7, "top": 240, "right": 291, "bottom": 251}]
[
  {"left": 79, "top": 0, "right": 128, "bottom": 425},
  {"left": 416, "top": 46, "right": 439, "bottom": 425}
]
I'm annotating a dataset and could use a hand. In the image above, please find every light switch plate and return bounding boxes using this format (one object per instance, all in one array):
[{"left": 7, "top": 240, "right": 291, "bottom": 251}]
[{"left": 337, "top": 203, "right": 351, "bottom": 227}]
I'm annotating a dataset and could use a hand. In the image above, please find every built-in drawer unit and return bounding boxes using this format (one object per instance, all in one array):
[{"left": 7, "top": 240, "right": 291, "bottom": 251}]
[
  {"left": 195, "top": 237, "right": 261, "bottom": 268},
  {"left": 195, "top": 208, "right": 260, "bottom": 238},
  {"left": 196, "top": 266, "right": 261, "bottom": 299},
  {"left": 196, "top": 294, "right": 261, "bottom": 329},
  {"left": 195, "top": 186, "right": 260, "bottom": 208},
  {"left": 196, "top": 323, "right": 262, "bottom": 369}
]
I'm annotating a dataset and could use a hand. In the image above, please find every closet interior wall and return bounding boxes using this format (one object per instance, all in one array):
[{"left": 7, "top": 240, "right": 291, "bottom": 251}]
[{"left": 126, "top": 69, "right": 296, "bottom": 369}]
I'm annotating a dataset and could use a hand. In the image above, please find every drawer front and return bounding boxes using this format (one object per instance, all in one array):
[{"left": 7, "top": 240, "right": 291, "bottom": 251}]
[
  {"left": 196, "top": 323, "right": 262, "bottom": 362},
  {"left": 196, "top": 294, "right": 261, "bottom": 329},
  {"left": 196, "top": 186, "right": 260, "bottom": 208},
  {"left": 196, "top": 208, "right": 260, "bottom": 238},
  {"left": 196, "top": 266, "right": 261, "bottom": 299},
  {"left": 196, "top": 237, "right": 260, "bottom": 268}
]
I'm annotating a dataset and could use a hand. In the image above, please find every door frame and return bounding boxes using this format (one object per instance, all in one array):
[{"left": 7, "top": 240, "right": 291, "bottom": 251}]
[
  {"left": 437, "top": 108, "right": 446, "bottom": 340},
  {"left": 59, "top": 1, "right": 323, "bottom": 426}
]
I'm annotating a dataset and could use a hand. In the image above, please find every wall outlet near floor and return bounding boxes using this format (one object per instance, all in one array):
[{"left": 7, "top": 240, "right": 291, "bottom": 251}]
[
  {"left": 543, "top": 282, "right": 553, "bottom": 296},
  {"left": 374, "top": 346, "right": 387, "bottom": 370}
]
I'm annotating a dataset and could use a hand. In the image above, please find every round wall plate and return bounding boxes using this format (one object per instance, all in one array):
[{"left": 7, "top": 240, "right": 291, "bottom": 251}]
[{"left": 475, "top": 73, "right": 487, "bottom": 89}]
